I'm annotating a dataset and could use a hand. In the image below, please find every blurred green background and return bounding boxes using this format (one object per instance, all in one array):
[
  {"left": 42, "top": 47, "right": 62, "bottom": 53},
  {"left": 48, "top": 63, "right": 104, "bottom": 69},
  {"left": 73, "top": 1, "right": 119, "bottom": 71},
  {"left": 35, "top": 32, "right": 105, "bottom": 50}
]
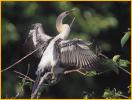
[{"left": 2, "top": 1, "right": 130, "bottom": 98}]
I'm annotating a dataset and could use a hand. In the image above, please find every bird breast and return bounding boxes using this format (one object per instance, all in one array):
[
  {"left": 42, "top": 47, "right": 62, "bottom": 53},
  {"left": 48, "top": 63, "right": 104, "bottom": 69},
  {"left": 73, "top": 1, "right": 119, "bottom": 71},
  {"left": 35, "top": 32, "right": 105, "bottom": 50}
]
[{"left": 37, "top": 41, "right": 58, "bottom": 72}]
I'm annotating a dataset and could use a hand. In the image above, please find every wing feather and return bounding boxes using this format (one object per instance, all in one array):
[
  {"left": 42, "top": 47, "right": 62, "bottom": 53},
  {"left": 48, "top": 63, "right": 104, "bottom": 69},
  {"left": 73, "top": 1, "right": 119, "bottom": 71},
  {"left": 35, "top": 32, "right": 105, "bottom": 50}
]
[
  {"left": 59, "top": 39, "right": 102, "bottom": 71},
  {"left": 24, "top": 23, "right": 52, "bottom": 58}
]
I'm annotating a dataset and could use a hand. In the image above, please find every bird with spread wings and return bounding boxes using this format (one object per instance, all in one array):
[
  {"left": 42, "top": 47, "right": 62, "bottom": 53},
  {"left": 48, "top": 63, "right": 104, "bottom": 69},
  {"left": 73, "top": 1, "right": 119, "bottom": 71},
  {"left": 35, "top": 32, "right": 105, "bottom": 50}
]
[{"left": 24, "top": 9, "right": 116, "bottom": 98}]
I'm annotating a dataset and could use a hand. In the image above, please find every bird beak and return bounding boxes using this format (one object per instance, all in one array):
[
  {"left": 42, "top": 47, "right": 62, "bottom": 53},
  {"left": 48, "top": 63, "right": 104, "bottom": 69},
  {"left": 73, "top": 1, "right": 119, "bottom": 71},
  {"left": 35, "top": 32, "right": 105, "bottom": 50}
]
[
  {"left": 65, "top": 8, "right": 77, "bottom": 15},
  {"left": 65, "top": 8, "right": 77, "bottom": 28}
]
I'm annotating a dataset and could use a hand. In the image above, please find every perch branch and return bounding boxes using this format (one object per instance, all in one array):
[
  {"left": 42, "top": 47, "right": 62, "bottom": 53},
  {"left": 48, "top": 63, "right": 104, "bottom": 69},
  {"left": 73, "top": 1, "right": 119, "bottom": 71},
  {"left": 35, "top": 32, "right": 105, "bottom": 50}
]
[
  {"left": 14, "top": 65, "right": 34, "bottom": 83},
  {"left": 17, "top": 76, "right": 34, "bottom": 83},
  {"left": 117, "top": 66, "right": 131, "bottom": 75},
  {"left": 1, "top": 46, "right": 41, "bottom": 72},
  {"left": 64, "top": 69, "right": 86, "bottom": 76}
]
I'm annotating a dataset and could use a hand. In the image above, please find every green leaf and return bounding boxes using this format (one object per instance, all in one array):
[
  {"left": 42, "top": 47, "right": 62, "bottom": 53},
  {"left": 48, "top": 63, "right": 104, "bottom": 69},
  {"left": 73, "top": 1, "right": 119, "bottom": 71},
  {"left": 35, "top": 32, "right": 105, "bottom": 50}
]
[
  {"left": 127, "top": 85, "right": 131, "bottom": 94},
  {"left": 102, "top": 88, "right": 122, "bottom": 99},
  {"left": 121, "top": 31, "right": 130, "bottom": 47},
  {"left": 15, "top": 82, "right": 24, "bottom": 97},
  {"left": 118, "top": 59, "right": 130, "bottom": 67},
  {"left": 103, "top": 89, "right": 111, "bottom": 98},
  {"left": 86, "top": 70, "right": 97, "bottom": 77},
  {"left": 113, "top": 55, "right": 120, "bottom": 62}
]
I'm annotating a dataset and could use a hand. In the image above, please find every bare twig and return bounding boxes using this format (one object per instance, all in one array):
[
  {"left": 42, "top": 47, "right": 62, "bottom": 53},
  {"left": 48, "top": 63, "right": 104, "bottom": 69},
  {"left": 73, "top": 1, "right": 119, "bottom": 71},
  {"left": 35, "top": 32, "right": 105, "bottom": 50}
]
[
  {"left": 64, "top": 68, "right": 114, "bottom": 77},
  {"left": 119, "top": 94, "right": 129, "bottom": 99},
  {"left": 14, "top": 66, "right": 34, "bottom": 83},
  {"left": 24, "top": 64, "right": 30, "bottom": 81},
  {"left": 18, "top": 76, "right": 34, "bottom": 83},
  {"left": 1, "top": 46, "right": 41, "bottom": 72},
  {"left": 14, "top": 70, "right": 34, "bottom": 82},
  {"left": 64, "top": 69, "right": 86, "bottom": 76},
  {"left": 117, "top": 66, "right": 131, "bottom": 75}
]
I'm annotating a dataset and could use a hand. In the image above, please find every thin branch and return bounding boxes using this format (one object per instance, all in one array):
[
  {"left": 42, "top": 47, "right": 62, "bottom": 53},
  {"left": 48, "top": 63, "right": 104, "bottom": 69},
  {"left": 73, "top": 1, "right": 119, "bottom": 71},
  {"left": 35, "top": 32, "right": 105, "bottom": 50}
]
[
  {"left": 24, "top": 64, "right": 30, "bottom": 82},
  {"left": 17, "top": 76, "right": 34, "bottom": 83},
  {"left": 14, "top": 69, "right": 34, "bottom": 83},
  {"left": 64, "top": 69, "right": 86, "bottom": 76},
  {"left": 117, "top": 66, "right": 131, "bottom": 75},
  {"left": 1, "top": 46, "right": 41, "bottom": 72},
  {"left": 119, "top": 94, "right": 129, "bottom": 99},
  {"left": 64, "top": 68, "right": 115, "bottom": 77}
]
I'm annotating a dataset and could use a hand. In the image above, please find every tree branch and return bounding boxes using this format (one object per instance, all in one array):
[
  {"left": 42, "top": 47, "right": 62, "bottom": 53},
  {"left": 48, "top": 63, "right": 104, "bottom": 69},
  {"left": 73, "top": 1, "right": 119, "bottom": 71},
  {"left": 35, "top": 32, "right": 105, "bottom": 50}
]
[{"left": 1, "top": 47, "right": 40, "bottom": 72}]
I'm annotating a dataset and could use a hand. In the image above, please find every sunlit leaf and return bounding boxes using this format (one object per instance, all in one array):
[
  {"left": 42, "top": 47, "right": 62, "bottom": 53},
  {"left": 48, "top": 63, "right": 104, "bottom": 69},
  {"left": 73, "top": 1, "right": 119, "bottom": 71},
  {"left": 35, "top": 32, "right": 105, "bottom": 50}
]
[
  {"left": 15, "top": 83, "right": 24, "bottom": 97},
  {"left": 113, "top": 55, "right": 120, "bottom": 62},
  {"left": 118, "top": 59, "right": 130, "bottom": 67},
  {"left": 86, "top": 70, "right": 97, "bottom": 77},
  {"left": 102, "top": 88, "right": 122, "bottom": 99},
  {"left": 121, "top": 31, "right": 130, "bottom": 47}
]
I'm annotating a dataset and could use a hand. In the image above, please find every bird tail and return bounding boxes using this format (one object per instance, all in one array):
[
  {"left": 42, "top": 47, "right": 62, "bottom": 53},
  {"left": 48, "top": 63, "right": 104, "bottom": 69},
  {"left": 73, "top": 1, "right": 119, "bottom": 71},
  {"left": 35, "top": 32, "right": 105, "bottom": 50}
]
[
  {"left": 101, "top": 58, "right": 119, "bottom": 74},
  {"left": 90, "top": 52, "right": 119, "bottom": 75}
]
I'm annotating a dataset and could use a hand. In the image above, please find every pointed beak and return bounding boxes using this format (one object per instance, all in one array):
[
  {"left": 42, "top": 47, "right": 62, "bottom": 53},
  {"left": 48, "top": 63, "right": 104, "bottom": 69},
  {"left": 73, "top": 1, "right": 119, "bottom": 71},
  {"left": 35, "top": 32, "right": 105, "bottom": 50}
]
[{"left": 65, "top": 8, "right": 77, "bottom": 15}]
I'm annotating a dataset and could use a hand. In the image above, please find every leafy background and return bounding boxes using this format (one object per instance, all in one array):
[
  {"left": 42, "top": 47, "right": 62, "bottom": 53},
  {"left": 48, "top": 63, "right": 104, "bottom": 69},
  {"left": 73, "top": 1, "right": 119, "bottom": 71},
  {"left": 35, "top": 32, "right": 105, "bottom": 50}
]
[{"left": 2, "top": 1, "right": 130, "bottom": 98}]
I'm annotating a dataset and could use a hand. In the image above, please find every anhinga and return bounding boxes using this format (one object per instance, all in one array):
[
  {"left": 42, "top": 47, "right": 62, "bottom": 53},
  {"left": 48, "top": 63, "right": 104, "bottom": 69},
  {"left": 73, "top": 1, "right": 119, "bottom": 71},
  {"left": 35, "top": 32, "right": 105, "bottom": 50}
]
[
  {"left": 30, "top": 9, "right": 108, "bottom": 98},
  {"left": 25, "top": 9, "right": 75, "bottom": 58}
]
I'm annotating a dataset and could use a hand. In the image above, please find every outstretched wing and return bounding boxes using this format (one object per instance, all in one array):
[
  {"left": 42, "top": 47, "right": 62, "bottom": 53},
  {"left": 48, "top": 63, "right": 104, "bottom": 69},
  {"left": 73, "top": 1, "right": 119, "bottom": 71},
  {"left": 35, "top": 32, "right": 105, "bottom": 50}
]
[
  {"left": 24, "top": 23, "right": 52, "bottom": 58},
  {"left": 59, "top": 39, "right": 104, "bottom": 71}
]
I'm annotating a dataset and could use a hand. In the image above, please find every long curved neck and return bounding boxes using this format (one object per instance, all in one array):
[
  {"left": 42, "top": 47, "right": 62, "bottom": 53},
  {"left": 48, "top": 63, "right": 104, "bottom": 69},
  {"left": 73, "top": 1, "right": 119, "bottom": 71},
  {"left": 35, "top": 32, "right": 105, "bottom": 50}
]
[
  {"left": 55, "top": 11, "right": 71, "bottom": 41},
  {"left": 60, "top": 28, "right": 70, "bottom": 39},
  {"left": 56, "top": 15, "right": 64, "bottom": 31},
  {"left": 52, "top": 28, "right": 70, "bottom": 43}
]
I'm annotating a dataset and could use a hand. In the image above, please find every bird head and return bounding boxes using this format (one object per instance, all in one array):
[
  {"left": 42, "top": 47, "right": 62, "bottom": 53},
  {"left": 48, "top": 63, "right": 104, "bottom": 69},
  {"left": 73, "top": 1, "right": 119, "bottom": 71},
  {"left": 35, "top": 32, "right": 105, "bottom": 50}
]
[
  {"left": 30, "top": 23, "right": 45, "bottom": 34},
  {"left": 56, "top": 8, "right": 77, "bottom": 34}
]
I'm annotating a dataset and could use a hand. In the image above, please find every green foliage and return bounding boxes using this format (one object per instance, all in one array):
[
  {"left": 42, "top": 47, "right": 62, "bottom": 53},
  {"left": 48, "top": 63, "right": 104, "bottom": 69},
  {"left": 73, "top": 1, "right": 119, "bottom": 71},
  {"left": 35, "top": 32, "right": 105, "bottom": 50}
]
[
  {"left": 23, "top": 2, "right": 39, "bottom": 17},
  {"left": 113, "top": 55, "right": 120, "bottom": 62},
  {"left": 15, "top": 79, "right": 32, "bottom": 98},
  {"left": 113, "top": 55, "right": 130, "bottom": 68},
  {"left": 102, "top": 59, "right": 119, "bottom": 74},
  {"left": 15, "top": 82, "right": 24, "bottom": 97},
  {"left": 102, "top": 88, "right": 123, "bottom": 99},
  {"left": 85, "top": 70, "right": 97, "bottom": 77},
  {"left": 121, "top": 30, "right": 130, "bottom": 47},
  {"left": 118, "top": 59, "right": 130, "bottom": 68},
  {"left": 2, "top": 19, "right": 19, "bottom": 45}
]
